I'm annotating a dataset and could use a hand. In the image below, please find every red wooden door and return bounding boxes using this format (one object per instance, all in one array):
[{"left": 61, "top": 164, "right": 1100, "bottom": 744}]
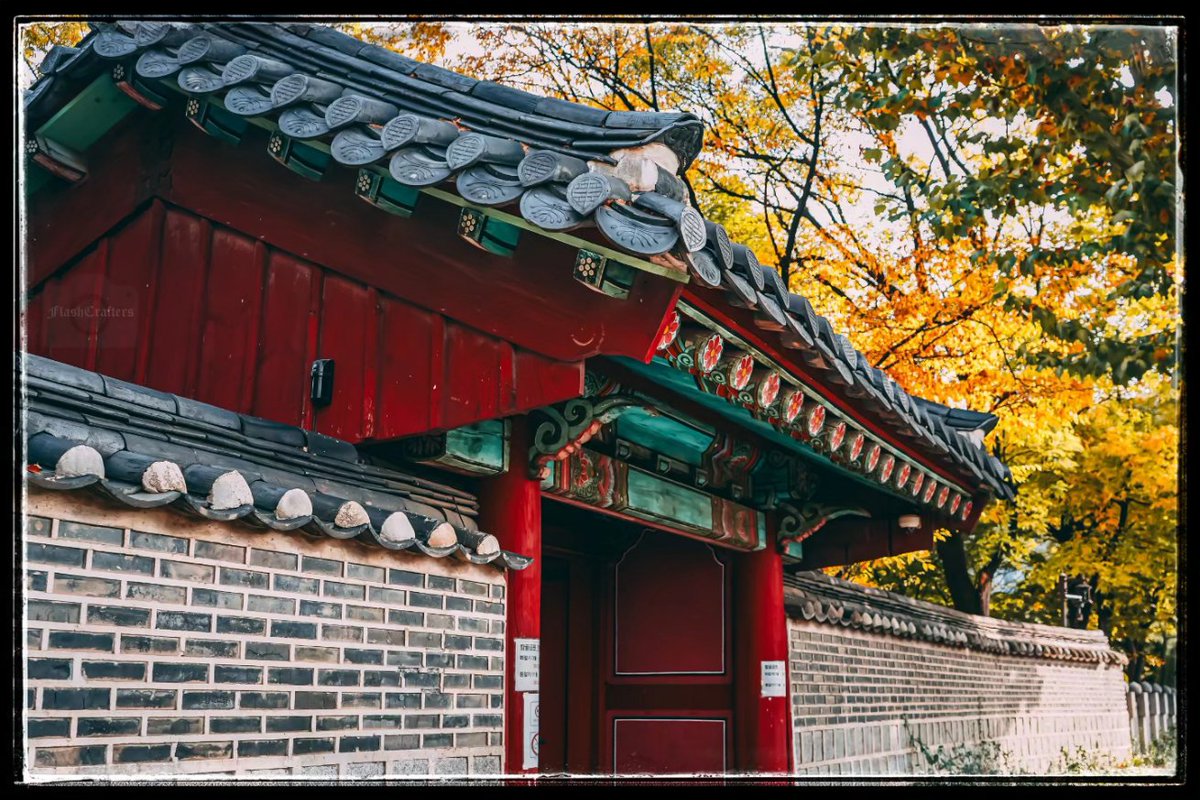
[{"left": 602, "top": 530, "right": 734, "bottom": 774}]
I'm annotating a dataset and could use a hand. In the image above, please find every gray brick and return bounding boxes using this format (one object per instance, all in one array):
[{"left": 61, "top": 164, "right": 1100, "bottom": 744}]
[
  {"left": 317, "top": 715, "right": 359, "bottom": 731},
  {"left": 129, "top": 530, "right": 188, "bottom": 554},
  {"left": 342, "top": 692, "right": 382, "bottom": 708},
  {"left": 215, "top": 665, "right": 263, "bottom": 684},
  {"left": 211, "top": 716, "right": 262, "bottom": 733},
  {"left": 388, "top": 569, "right": 423, "bottom": 587},
  {"left": 322, "top": 624, "right": 364, "bottom": 642},
  {"left": 445, "top": 596, "right": 472, "bottom": 612},
  {"left": 77, "top": 717, "right": 142, "bottom": 737},
  {"left": 323, "top": 580, "right": 366, "bottom": 600},
  {"left": 273, "top": 573, "right": 319, "bottom": 594},
  {"left": 245, "top": 641, "right": 291, "bottom": 661},
  {"left": 176, "top": 741, "right": 233, "bottom": 760},
  {"left": 367, "top": 628, "right": 406, "bottom": 646},
  {"left": 249, "top": 595, "right": 294, "bottom": 614},
  {"left": 318, "top": 669, "right": 361, "bottom": 686},
  {"left": 407, "top": 591, "right": 443, "bottom": 609},
  {"left": 339, "top": 735, "right": 380, "bottom": 753},
  {"left": 345, "top": 648, "right": 384, "bottom": 665},
  {"left": 25, "top": 515, "right": 52, "bottom": 538},
  {"left": 82, "top": 660, "right": 146, "bottom": 680},
  {"left": 249, "top": 548, "right": 298, "bottom": 571},
  {"left": 266, "top": 715, "right": 312, "bottom": 733},
  {"left": 182, "top": 691, "right": 235, "bottom": 710},
  {"left": 34, "top": 745, "right": 108, "bottom": 767},
  {"left": 346, "top": 605, "right": 385, "bottom": 622},
  {"left": 267, "top": 667, "right": 314, "bottom": 685},
  {"left": 368, "top": 586, "right": 406, "bottom": 605},
  {"left": 270, "top": 620, "right": 317, "bottom": 640},
  {"left": 385, "top": 737, "right": 423, "bottom": 754},
  {"left": 364, "top": 671, "right": 401, "bottom": 687},
  {"left": 424, "top": 653, "right": 452, "bottom": 669},
  {"left": 160, "top": 560, "right": 214, "bottom": 583},
  {"left": 239, "top": 692, "right": 290, "bottom": 709},
  {"left": 458, "top": 617, "right": 490, "bottom": 633},
  {"left": 459, "top": 580, "right": 489, "bottom": 597},
  {"left": 43, "top": 688, "right": 111, "bottom": 710},
  {"left": 457, "top": 733, "right": 488, "bottom": 747},
  {"left": 295, "top": 691, "right": 338, "bottom": 709},
  {"left": 455, "top": 694, "right": 487, "bottom": 709},
  {"left": 423, "top": 692, "right": 451, "bottom": 709},
  {"left": 48, "top": 631, "right": 113, "bottom": 651},
  {"left": 194, "top": 540, "right": 246, "bottom": 563},
  {"left": 216, "top": 615, "right": 265, "bottom": 635},
  {"left": 490, "top": 585, "right": 504, "bottom": 599},
  {"left": 404, "top": 671, "right": 440, "bottom": 689},
  {"left": 88, "top": 604, "right": 152, "bottom": 627},
  {"left": 295, "top": 645, "right": 340, "bottom": 663},
  {"left": 192, "top": 588, "right": 245, "bottom": 610},
  {"left": 294, "top": 737, "right": 336, "bottom": 755},
  {"left": 121, "top": 635, "right": 178, "bottom": 654},
  {"left": 28, "top": 657, "right": 72, "bottom": 680},
  {"left": 302, "top": 556, "right": 342, "bottom": 577},
  {"left": 124, "top": 578, "right": 187, "bottom": 604},
  {"left": 347, "top": 563, "right": 385, "bottom": 583},
  {"left": 92, "top": 551, "right": 155, "bottom": 575},
  {"left": 52, "top": 573, "right": 120, "bottom": 598},
  {"left": 184, "top": 639, "right": 240, "bottom": 658},
  {"left": 299, "top": 599, "right": 343, "bottom": 619},
  {"left": 474, "top": 600, "right": 503, "bottom": 615},
  {"left": 409, "top": 631, "right": 443, "bottom": 649},
  {"left": 27, "top": 570, "right": 48, "bottom": 592},
  {"left": 157, "top": 611, "right": 212, "bottom": 632},
  {"left": 238, "top": 738, "right": 288, "bottom": 758},
  {"left": 146, "top": 717, "right": 203, "bottom": 735},
  {"left": 423, "top": 733, "right": 453, "bottom": 749},
  {"left": 28, "top": 718, "right": 71, "bottom": 738},
  {"left": 387, "top": 651, "right": 424, "bottom": 668},
  {"left": 59, "top": 520, "right": 124, "bottom": 545},
  {"left": 116, "top": 689, "right": 176, "bottom": 709},
  {"left": 219, "top": 566, "right": 268, "bottom": 589},
  {"left": 388, "top": 609, "right": 424, "bottom": 627},
  {"left": 443, "top": 634, "right": 471, "bottom": 650},
  {"left": 28, "top": 599, "right": 80, "bottom": 623},
  {"left": 26, "top": 542, "right": 86, "bottom": 568},
  {"left": 475, "top": 637, "right": 503, "bottom": 652}
]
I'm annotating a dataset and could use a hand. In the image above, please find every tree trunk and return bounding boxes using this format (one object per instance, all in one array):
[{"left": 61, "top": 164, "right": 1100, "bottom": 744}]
[{"left": 936, "top": 530, "right": 984, "bottom": 615}]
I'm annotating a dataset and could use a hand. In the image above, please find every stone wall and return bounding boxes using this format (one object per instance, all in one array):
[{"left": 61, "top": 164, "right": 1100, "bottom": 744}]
[
  {"left": 786, "top": 572, "right": 1131, "bottom": 776},
  {"left": 22, "top": 489, "right": 507, "bottom": 780}
]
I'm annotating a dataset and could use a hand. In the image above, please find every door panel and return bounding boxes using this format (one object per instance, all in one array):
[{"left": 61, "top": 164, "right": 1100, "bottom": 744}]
[{"left": 612, "top": 717, "right": 728, "bottom": 774}]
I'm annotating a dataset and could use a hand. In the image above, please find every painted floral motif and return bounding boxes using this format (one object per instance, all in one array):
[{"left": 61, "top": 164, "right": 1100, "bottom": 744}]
[
  {"left": 866, "top": 443, "right": 881, "bottom": 472},
  {"left": 949, "top": 493, "right": 962, "bottom": 515},
  {"left": 879, "top": 454, "right": 895, "bottom": 483},
  {"left": 828, "top": 420, "right": 847, "bottom": 453},
  {"left": 909, "top": 471, "right": 924, "bottom": 496},
  {"left": 806, "top": 404, "right": 826, "bottom": 437},
  {"left": 923, "top": 479, "right": 937, "bottom": 504},
  {"left": 848, "top": 432, "right": 865, "bottom": 462},
  {"left": 937, "top": 486, "right": 950, "bottom": 508},
  {"left": 961, "top": 500, "right": 974, "bottom": 521},
  {"left": 895, "top": 462, "right": 911, "bottom": 490},
  {"left": 757, "top": 372, "right": 781, "bottom": 408},
  {"left": 656, "top": 311, "right": 681, "bottom": 351},
  {"left": 782, "top": 390, "right": 804, "bottom": 423},
  {"left": 697, "top": 334, "right": 724, "bottom": 373},
  {"left": 729, "top": 354, "right": 755, "bottom": 391}
]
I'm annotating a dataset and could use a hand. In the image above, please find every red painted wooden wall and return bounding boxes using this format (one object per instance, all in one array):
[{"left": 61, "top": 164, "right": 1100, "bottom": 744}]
[{"left": 24, "top": 199, "right": 583, "bottom": 442}]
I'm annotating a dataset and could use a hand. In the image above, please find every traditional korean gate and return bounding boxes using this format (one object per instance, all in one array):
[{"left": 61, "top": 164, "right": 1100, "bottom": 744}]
[{"left": 542, "top": 511, "right": 735, "bottom": 775}]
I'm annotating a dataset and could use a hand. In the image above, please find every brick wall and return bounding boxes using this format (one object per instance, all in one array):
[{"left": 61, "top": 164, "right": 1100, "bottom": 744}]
[
  {"left": 788, "top": 619, "right": 1132, "bottom": 775},
  {"left": 22, "top": 489, "right": 507, "bottom": 779}
]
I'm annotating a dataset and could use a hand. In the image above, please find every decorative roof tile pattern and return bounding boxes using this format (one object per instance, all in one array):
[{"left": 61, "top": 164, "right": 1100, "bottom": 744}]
[
  {"left": 20, "top": 353, "right": 531, "bottom": 570},
  {"left": 25, "top": 20, "right": 1013, "bottom": 500},
  {"left": 785, "top": 571, "right": 1125, "bottom": 665}
]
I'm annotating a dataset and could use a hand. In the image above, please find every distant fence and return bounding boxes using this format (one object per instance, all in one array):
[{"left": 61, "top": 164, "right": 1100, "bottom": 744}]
[{"left": 1127, "top": 682, "right": 1177, "bottom": 754}]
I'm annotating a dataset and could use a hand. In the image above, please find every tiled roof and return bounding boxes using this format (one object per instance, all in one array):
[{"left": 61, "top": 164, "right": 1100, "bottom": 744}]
[
  {"left": 785, "top": 571, "right": 1125, "bottom": 665},
  {"left": 24, "top": 20, "right": 1013, "bottom": 500},
  {"left": 20, "top": 353, "right": 532, "bottom": 570}
]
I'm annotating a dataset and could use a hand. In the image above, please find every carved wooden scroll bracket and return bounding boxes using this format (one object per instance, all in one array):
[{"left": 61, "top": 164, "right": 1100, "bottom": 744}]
[{"left": 778, "top": 502, "right": 870, "bottom": 553}]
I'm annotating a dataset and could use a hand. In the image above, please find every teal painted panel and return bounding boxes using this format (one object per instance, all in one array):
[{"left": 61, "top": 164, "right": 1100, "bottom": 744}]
[
  {"left": 614, "top": 355, "right": 901, "bottom": 500},
  {"left": 626, "top": 468, "right": 713, "bottom": 532},
  {"left": 614, "top": 406, "right": 713, "bottom": 467},
  {"left": 36, "top": 73, "right": 137, "bottom": 152},
  {"left": 444, "top": 419, "right": 509, "bottom": 474}
]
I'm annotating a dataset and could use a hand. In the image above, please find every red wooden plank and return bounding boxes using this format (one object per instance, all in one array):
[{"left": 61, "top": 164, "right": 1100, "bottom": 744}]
[
  {"left": 25, "top": 114, "right": 166, "bottom": 289},
  {"left": 145, "top": 208, "right": 210, "bottom": 397},
  {"left": 374, "top": 296, "right": 438, "bottom": 439},
  {"left": 24, "top": 288, "right": 47, "bottom": 356},
  {"left": 515, "top": 349, "right": 585, "bottom": 412},
  {"left": 302, "top": 269, "right": 324, "bottom": 430},
  {"left": 315, "top": 274, "right": 370, "bottom": 441},
  {"left": 361, "top": 287, "right": 380, "bottom": 440},
  {"left": 195, "top": 227, "right": 264, "bottom": 413},
  {"left": 252, "top": 251, "right": 319, "bottom": 426},
  {"left": 612, "top": 534, "right": 726, "bottom": 676},
  {"left": 132, "top": 201, "right": 166, "bottom": 385},
  {"left": 95, "top": 201, "right": 160, "bottom": 379},
  {"left": 444, "top": 323, "right": 502, "bottom": 429},
  {"left": 44, "top": 240, "right": 107, "bottom": 371},
  {"left": 165, "top": 121, "right": 679, "bottom": 363}
]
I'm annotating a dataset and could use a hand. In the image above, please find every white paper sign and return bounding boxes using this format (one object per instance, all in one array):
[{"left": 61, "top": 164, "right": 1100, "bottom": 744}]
[
  {"left": 523, "top": 692, "right": 540, "bottom": 770},
  {"left": 514, "top": 638, "right": 540, "bottom": 692},
  {"left": 761, "top": 660, "right": 786, "bottom": 698}
]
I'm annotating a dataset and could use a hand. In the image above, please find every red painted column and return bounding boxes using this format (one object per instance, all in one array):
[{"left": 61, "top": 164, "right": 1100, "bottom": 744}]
[
  {"left": 733, "top": 525, "right": 792, "bottom": 774},
  {"left": 478, "top": 416, "right": 542, "bottom": 775}
]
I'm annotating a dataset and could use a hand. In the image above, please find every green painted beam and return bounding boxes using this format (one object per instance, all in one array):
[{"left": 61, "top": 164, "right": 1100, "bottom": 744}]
[{"left": 34, "top": 73, "right": 138, "bottom": 153}]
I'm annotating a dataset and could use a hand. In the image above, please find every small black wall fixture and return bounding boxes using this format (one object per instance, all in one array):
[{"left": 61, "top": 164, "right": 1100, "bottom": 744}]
[{"left": 310, "top": 359, "right": 335, "bottom": 408}]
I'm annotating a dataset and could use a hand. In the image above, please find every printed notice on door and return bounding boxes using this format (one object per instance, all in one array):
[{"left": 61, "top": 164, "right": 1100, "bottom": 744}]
[
  {"left": 761, "top": 660, "right": 786, "bottom": 697},
  {"left": 523, "top": 692, "right": 540, "bottom": 770},
  {"left": 515, "top": 638, "right": 540, "bottom": 692}
]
